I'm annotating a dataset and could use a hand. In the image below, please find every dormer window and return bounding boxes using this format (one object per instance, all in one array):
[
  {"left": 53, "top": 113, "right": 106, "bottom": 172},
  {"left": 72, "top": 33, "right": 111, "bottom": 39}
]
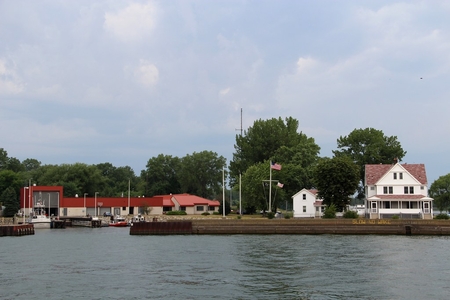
[
  {"left": 393, "top": 173, "right": 397, "bottom": 180},
  {"left": 399, "top": 173, "right": 403, "bottom": 179}
]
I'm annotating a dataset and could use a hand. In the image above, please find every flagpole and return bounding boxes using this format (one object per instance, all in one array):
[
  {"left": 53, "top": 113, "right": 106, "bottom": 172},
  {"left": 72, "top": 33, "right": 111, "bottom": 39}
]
[
  {"left": 222, "top": 168, "right": 225, "bottom": 218},
  {"left": 269, "top": 161, "right": 272, "bottom": 213},
  {"left": 128, "top": 179, "right": 130, "bottom": 215},
  {"left": 239, "top": 173, "right": 242, "bottom": 215}
]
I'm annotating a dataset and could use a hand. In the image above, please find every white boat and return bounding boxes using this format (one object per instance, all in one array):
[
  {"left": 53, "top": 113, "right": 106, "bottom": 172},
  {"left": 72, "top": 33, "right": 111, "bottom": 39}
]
[{"left": 28, "top": 202, "right": 51, "bottom": 229}]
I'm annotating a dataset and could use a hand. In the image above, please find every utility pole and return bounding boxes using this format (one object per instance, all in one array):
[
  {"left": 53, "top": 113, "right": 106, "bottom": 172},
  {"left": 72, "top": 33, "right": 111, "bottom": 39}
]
[{"left": 235, "top": 108, "right": 243, "bottom": 215}]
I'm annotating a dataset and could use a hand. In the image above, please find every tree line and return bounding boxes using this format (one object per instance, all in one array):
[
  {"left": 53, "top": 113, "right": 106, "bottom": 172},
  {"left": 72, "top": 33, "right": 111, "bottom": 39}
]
[{"left": 2, "top": 116, "right": 448, "bottom": 217}]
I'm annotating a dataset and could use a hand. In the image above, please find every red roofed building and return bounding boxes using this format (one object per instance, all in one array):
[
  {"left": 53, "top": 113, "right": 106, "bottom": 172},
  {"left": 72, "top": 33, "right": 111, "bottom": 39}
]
[
  {"left": 19, "top": 186, "right": 217, "bottom": 217},
  {"left": 169, "top": 194, "right": 220, "bottom": 215},
  {"left": 364, "top": 163, "right": 433, "bottom": 219}
]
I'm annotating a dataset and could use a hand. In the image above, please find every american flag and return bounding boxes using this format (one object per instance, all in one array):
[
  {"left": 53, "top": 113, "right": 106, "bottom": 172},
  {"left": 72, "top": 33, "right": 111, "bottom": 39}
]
[
  {"left": 271, "top": 161, "right": 282, "bottom": 171},
  {"left": 277, "top": 182, "right": 284, "bottom": 188}
]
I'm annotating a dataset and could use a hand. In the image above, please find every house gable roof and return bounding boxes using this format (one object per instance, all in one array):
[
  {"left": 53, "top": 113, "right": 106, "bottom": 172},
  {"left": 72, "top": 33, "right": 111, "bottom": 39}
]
[
  {"left": 292, "top": 188, "right": 318, "bottom": 199},
  {"left": 365, "top": 163, "right": 427, "bottom": 185}
]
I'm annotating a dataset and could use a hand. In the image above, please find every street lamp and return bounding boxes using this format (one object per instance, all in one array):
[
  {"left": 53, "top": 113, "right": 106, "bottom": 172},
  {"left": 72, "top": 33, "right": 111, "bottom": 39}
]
[
  {"left": 84, "top": 193, "right": 88, "bottom": 216},
  {"left": 23, "top": 187, "right": 28, "bottom": 224},
  {"left": 94, "top": 192, "right": 99, "bottom": 217}
]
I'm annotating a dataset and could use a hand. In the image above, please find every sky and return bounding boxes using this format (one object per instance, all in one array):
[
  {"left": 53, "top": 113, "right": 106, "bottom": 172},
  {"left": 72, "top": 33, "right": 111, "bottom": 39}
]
[{"left": 1, "top": 0, "right": 450, "bottom": 185}]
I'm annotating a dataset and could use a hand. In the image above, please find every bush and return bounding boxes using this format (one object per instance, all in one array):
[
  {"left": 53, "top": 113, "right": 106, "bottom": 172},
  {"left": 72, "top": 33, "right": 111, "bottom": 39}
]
[
  {"left": 166, "top": 210, "right": 187, "bottom": 215},
  {"left": 237, "top": 215, "right": 242, "bottom": 220},
  {"left": 343, "top": 210, "right": 359, "bottom": 219},
  {"left": 392, "top": 215, "right": 400, "bottom": 219},
  {"left": 284, "top": 212, "right": 292, "bottom": 219},
  {"left": 201, "top": 212, "right": 210, "bottom": 216},
  {"left": 212, "top": 212, "right": 220, "bottom": 215},
  {"left": 267, "top": 212, "right": 275, "bottom": 219},
  {"left": 322, "top": 204, "right": 336, "bottom": 219},
  {"left": 434, "top": 213, "right": 449, "bottom": 220}
]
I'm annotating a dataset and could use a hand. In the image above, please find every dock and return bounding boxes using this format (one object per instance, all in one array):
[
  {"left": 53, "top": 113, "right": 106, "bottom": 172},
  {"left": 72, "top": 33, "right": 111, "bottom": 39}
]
[
  {"left": 58, "top": 217, "right": 103, "bottom": 227},
  {"left": 0, "top": 224, "right": 35, "bottom": 237},
  {"left": 129, "top": 219, "right": 450, "bottom": 235}
]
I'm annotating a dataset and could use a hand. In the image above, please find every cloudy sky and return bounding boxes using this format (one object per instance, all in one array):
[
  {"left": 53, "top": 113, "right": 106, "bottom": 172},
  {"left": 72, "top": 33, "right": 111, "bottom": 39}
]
[{"left": 1, "top": 0, "right": 449, "bottom": 184}]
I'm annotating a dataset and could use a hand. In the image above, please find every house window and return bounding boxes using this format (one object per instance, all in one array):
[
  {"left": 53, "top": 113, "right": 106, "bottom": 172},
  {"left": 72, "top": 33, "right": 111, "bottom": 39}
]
[
  {"left": 163, "top": 206, "right": 172, "bottom": 212},
  {"left": 393, "top": 173, "right": 397, "bottom": 179},
  {"left": 421, "top": 186, "right": 424, "bottom": 190},
  {"left": 122, "top": 207, "right": 126, "bottom": 210},
  {"left": 180, "top": 206, "right": 186, "bottom": 211},
  {"left": 321, "top": 207, "right": 324, "bottom": 212},
  {"left": 404, "top": 187, "right": 415, "bottom": 194},
  {"left": 383, "top": 187, "right": 388, "bottom": 194},
  {"left": 399, "top": 173, "right": 403, "bottom": 179},
  {"left": 303, "top": 206, "right": 306, "bottom": 213},
  {"left": 209, "top": 206, "right": 215, "bottom": 211},
  {"left": 388, "top": 187, "right": 393, "bottom": 194},
  {"left": 302, "top": 194, "right": 306, "bottom": 200},
  {"left": 370, "top": 186, "right": 375, "bottom": 190},
  {"left": 196, "top": 206, "right": 204, "bottom": 211},
  {"left": 385, "top": 202, "right": 390, "bottom": 208}
]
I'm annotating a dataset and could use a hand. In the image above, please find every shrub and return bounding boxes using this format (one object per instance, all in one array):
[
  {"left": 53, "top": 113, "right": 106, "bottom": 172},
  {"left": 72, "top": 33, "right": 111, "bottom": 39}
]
[
  {"left": 284, "top": 212, "right": 292, "bottom": 219},
  {"left": 392, "top": 215, "right": 400, "bottom": 219},
  {"left": 322, "top": 204, "right": 336, "bottom": 219},
  {"left": 343, "top": 210, "right": 359, "bottom": 219},
  {"left": 166, "top": 210, "right": 187, "bottom": 215},
  {"left": 212, "top": 212, "right": 220, "bottom": 215},
  {"left": 237, "top": 215, "right": 242, "bottom": 220},
  {"left": 267, "top": 212, "right": 275, "bottom": 219},
  {"left": 201, "top": 212, "right": 210, "bottom": 216},
  {"left": 434, "top": 213, "right": 449, "bottom": 220}
]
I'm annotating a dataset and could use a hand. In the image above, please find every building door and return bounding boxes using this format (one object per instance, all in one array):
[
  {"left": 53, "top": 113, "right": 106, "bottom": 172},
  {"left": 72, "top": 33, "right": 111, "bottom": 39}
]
[
  {"left": 371, "top": 202, "right": 377, "bottom": 213},
  {"left": 423, "top": 202, "right": 430, "bottom": 214}
]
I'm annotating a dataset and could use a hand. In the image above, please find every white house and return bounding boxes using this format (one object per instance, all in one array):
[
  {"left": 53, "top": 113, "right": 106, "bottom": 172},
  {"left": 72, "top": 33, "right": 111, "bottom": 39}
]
[
  {"left": 292, "top": 189, "right": 324, "bottom": 218},
  {"left": 364, "top": 163, "right": 433, "bottom": 219}
]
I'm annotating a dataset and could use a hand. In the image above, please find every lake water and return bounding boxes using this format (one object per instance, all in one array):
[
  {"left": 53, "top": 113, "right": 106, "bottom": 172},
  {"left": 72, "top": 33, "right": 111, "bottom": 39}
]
[{"left": 1, "top": 228, "right": 449, "bottom": 300}]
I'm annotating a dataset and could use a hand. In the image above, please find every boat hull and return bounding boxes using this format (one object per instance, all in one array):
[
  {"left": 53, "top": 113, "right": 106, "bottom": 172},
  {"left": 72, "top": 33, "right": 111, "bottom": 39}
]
[
  {"left": 29, "top": 221, "right": 52, "bottom": 229},
  {"left": 109, "top": 222, "right": 128, "bottom": 227}
]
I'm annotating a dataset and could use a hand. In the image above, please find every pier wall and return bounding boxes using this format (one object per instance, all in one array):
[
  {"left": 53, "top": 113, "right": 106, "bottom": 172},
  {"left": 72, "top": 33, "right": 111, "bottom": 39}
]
[
  {"left": 0, "top": 224, "right": 35, "bottom": 237},
  {"left": 130, "top": 219, "right": 450, "bottom": 235}
]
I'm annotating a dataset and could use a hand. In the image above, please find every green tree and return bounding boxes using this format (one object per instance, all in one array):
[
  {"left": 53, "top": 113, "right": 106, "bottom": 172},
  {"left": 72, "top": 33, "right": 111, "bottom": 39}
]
[
  {"left": 429, "top": 174, "right": 450, "bottom": 213},
  {"left": 314, "top": 156, "right": 359, "bottom": 211},
  {"left": 179, "top": 151, "right": 226, "bottom": 199},
  {"left": 230, "top": 117, "right": 314, "bottom": 179},
  {"left": 1, "top": 187, "right": 18, "bottom": 217},
  {"left": 22, "top": 158, "right": 42, "bottom": 172},
  {"left": 142, "top": 154, "right": 181, "bottom": 196},
  {"left": 0, "top": 170, "right": 23, "bottom": 196},
  {"left": 0, "top": 148, "right": 8, "bottom": 171},
  {"left": 333, "top": 128, "right": 406, "bottom": 198}
]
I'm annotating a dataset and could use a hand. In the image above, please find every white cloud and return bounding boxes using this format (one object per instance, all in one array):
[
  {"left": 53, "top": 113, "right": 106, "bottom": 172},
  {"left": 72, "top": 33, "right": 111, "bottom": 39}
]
[
  {"left": 0, "top": 59, "right": 24, "bottom": 94},
  {"left": 219, "top": 87, "right": 230, "bottom": 96},
  {"left": 134, "top": 60, "right": 159, "bottom": 87},
  {"left": 104, "top": 2, "right": 157, "bottom": 42}
]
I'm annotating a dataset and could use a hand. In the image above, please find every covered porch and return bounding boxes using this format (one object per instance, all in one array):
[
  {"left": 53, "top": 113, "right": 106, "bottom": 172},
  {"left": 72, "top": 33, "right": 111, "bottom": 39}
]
[{"left": 366, "top": 195, "right": 433, "bottom": 219}]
